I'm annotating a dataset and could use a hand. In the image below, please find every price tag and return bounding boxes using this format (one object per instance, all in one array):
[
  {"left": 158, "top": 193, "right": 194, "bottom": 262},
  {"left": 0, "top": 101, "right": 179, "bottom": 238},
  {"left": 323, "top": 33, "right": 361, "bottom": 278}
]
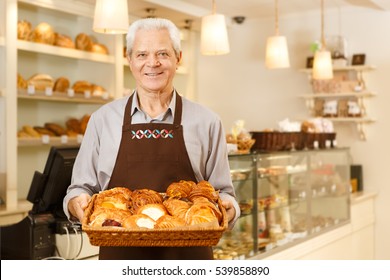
[
  {"left": 332, "top": 139, "right": 338, "bottom": 147},
  {"left": 102, "top": 91, "right": 109, "bottom": 100},
  {"left": 60, "top": 135, "right": 68, "bottom": 144},
  {"left": 84, "top": 90, "right": 91, "bottom": 99},
  {"left": 27, "top": 85, "right": 35, "bottom": 95},
  {"left": 325, "top": 140, "right": 331, "bottom": 148},
  {"left": 67, "top": 89, "right": 75, "bottom": 97},
  {"left": 45, "top": 87, "right": 53, "bottom": 96},
  {"left": 41, "top": 135, "right": 50, "bottom": 144},
  {"left": 77, "top": 134, "right": 84, "bottom": 143},
  {"left": 313, "top": 140, "right": 319, "bottom": 149}
]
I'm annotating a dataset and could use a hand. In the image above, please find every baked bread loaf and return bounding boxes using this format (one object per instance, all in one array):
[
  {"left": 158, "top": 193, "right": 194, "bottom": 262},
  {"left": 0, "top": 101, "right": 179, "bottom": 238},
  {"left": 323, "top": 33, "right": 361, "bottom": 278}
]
[
  {"left": 44, "top": 123, "right": 67, "bottom": 136},
  {"left": 53, "top": 77, "right": 70, "bottom": 93},
  {"left": 91, "top": 43, "right": 109, "bottom": 55},
  {"left": 66, "top": 118, "right": 82, "bottom": 134},
  {"left": 17, "top": 73, "right": 28, "bottom": 89},
  {"left": 80, "top": 114, "right": 91, "bottom": 134},
  {"left": 33, "top": 126, "right": 56, "bottom": 136},
  {"left": 27, "top": 74, "right": 54, "bottom": 91},
  {"left": 17, "top": 20, "right": 32, "bottom": 40},
  {"left": 72, "top": 80, "right": 93, "bottom": 94},
  {"left": 54, "top": 33, "right": 75, "bottom": 49},
  {"left": 92, "top": 84, "right": 106, "bottom": 97},
  {"left": 22, "top": 125, "right": 40, "bottom": 138},
  {"left": 31, "top": 22, "right": 55, "bottom": 45},
  {"left": 75, "top": 33, "right": 93, "bottom": 51}
]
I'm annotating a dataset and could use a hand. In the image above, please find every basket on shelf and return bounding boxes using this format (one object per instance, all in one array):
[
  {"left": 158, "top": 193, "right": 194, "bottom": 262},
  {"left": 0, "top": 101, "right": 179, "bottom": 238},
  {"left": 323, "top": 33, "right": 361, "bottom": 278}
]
[{"left": 236, "top": 139, "right": 256, "bottom": 153}]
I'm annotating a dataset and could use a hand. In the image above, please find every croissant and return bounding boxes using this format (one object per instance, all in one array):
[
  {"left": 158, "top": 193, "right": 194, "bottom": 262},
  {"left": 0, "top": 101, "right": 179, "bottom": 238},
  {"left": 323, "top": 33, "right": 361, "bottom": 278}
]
[
  {"left": 130, "top": 189, "right": 163, "bottom": 213},
  {"left": 163, "top": 198, "right": 191, "bottom": 220},
  {"left": 136, "top": 203, "right": 167, "bottom": 221},
  {"left": 193, "top": 200, "right": 223, "bottom": 224},
  {"left": 155, "top": 215, "right": 185, "bottom": 229},
  {"left": 185, "top": 203, "right": 220, "bottom": 228},
  {"left": 166, "top": 180, "right": 195, "bottom": 199},
  {"left": 122, "top": 214, "right": 155, "bottom": 229},
  {"left": 188, "top": 180, "right": 219, "bottom": 202}
]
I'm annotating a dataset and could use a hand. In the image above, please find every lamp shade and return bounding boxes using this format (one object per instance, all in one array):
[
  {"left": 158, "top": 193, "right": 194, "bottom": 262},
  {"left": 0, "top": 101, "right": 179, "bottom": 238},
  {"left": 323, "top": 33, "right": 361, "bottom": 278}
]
[
  {"left": 313, "top": 49, "right": 333, "bottom": 80},
  {"left": 200, "top": 14, "right": 230, "bottom": 55},
  {"left": 93, "top": 0, "right": 129, "bottom": 34},
  {"left": 265, "top": 35, "right": 290, "bottom": 69}
]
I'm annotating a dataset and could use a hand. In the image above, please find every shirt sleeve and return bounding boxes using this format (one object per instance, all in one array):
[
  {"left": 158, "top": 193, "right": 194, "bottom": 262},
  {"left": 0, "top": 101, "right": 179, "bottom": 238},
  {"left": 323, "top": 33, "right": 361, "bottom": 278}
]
[{"left": 205, "top": 117, "right": 241, "bottom": 229}]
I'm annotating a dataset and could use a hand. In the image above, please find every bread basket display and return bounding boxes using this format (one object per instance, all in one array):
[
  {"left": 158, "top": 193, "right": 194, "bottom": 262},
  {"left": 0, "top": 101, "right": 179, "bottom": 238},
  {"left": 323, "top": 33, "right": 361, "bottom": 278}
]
[{"left": 82, "top": 181, "right": 228, "bottom": 247}]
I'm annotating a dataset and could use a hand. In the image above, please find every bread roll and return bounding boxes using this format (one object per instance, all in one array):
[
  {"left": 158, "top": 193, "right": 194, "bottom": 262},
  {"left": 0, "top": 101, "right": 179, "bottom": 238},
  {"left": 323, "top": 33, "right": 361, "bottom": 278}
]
[
  {"left": 27, "top": 74, "right": 54, "bottom": 91},
  {"left": 22, "top": 125, "right": 40, "bottom": 138},
  {"left": 80, "top": 114, "right": 90, "bottom": 134},
  {"left": 54, "top": 33, "right": 75, "bottom": 49},
  {"left": 91, "top": 43, "right": 109, "bottom": 55},
  {"left": 33, "top": 126, "right": 56, "bottom": 136},
  {"left": 92, "top": 84, "right": 106, "bottom": 97},
  {"left": 32, "top": 22, "right": 55, "bottom": 45},
  {"left": 44, "top": 123, "right": 67, "bottom": 136},
  {"left": 75, "top": 33, "right": 93, "bottom": 51},
  {"left": 17, "top": 20, "right": 32, "bottom": 40},
  {"left": 66, "top": 118, "right": 82, "bottom": 134},
  {"left": 53, "top": 77, "right": 70, "bottom": 92},
  {"left": 17, "top": 73, "right": 27, "bottom": 89},
  {"left": 72, "top": 80, "right": 93, "bottom": 94}
]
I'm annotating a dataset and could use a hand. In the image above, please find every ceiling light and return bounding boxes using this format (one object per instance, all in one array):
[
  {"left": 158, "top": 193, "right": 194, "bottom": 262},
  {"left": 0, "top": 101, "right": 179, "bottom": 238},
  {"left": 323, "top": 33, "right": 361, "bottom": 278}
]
[
  {"left": 200, "top": 0, "right": 230, "bottom": 55},
  {"left": 313, "top": 0, "right": 333, "bottom": 80},
  {"left": 93, "top": 0, "right": 129, "bottom": 34},
  {"left": 265, "top": 0, "right": 290, "bottom": 69}
]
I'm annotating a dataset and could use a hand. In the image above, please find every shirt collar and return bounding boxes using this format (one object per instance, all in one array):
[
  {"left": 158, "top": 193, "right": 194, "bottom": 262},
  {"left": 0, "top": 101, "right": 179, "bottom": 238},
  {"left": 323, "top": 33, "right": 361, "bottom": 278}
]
[{"left": 130, "top": 90, "right": 177, "bottom": 122}]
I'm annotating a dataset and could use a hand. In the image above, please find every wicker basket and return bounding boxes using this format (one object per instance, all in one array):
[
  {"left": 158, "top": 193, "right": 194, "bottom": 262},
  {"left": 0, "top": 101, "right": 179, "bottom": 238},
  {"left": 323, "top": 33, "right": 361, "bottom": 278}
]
[
  {"left": 82, "top": 194, "right": 228, "bottom": 247},
  {"left": 237, "top": 139, "right": 255, "bottom": 153}
]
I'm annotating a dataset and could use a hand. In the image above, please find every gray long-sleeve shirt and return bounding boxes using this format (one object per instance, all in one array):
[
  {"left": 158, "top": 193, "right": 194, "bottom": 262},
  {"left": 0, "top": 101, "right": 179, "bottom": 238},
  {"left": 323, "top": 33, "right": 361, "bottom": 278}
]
[{"left": 63, "top": 92, "right": 240, "bottom": 227}]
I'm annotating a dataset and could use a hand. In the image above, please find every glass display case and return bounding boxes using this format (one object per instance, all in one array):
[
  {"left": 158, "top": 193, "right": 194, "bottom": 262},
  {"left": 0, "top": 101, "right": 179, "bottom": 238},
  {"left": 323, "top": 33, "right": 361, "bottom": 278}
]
[{"left": 213, "top": 148, "right": 351, "bottom": 260}]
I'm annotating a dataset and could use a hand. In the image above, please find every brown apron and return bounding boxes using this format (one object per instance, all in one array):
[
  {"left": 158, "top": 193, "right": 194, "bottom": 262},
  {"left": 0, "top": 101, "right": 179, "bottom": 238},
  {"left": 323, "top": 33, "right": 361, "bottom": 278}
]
[{"left": 99, "top": 92, "right": 213, "bottom": 260}]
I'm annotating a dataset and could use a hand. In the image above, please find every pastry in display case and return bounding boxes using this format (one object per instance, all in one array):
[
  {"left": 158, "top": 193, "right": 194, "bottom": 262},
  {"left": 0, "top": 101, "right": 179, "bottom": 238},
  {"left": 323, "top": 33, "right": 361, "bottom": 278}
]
[{"left": 213, "top": 148, "right": 351, "bottom": 259}]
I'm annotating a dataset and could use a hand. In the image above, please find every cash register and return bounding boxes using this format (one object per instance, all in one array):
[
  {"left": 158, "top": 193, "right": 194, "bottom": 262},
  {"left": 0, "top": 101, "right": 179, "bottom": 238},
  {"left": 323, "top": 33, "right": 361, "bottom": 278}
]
[{"left": 0, "top": 146, "right": 80, "bottom": 259}]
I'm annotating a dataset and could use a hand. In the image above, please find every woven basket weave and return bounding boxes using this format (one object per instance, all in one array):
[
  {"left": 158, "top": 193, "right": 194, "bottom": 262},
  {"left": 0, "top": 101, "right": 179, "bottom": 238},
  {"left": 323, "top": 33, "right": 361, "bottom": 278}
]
[{"left": 82, "top": 194, "right": 228, "bottom": 247}]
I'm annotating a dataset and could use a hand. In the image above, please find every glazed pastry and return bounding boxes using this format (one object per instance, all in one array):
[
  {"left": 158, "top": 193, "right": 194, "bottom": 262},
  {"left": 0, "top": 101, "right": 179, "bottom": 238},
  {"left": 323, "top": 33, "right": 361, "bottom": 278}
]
[
  {"left": 185, "top": 203, "right": 219, "bottom": 228},
  {"left": 17, "top": 20, "right": 32, "bottom": 40},
  {"left": 89, "top": 207, "right": 130, "bottom": 227},
  {"left": 27, "top": 74, "right": 54, "bottom": 91},
  {"left": 44, "top": 123, "right": 67, "bottom": 136},
  {"left": 136, "top": 203, "right": 168, "bottom": 221},
  {"left": 166, "top": 180, "right": 195, "bottom": 199},
  {"left": 94, "top": 187, "right": 132, "bottom": 211},
  {"left": 163, "top": 198, "right": 191, "bottom": 220},
  {"left": 31, "top": 22, "right": 55, "bottom": 45},
  {"left": 130, "top": 189, "right": 163, "bottom": 214},
  {"left": 54, "top": 33, "right": 75, "bottom": 49},
  {"left": 188, "top": 180, "right": 219, "bottom": 202},
  {"left": 122, "top": 214, "right": 156, "bottom": 229},
  {"left": 155, "top": 215, "right": 186, "bottom": 229},
  {"left": 75, "top": 33, "right": 93, "bottom": 51},
  {"left": 53, "top": 77, "right": 70, "bottom": 93}
]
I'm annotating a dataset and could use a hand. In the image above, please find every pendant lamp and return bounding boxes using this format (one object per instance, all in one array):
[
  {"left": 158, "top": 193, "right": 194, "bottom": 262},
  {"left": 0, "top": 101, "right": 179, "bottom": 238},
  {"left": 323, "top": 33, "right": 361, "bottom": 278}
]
[
  {"left": 200, "top": 0, "right": 230, "bottom": 55},
  {"left": 93, "top": 0, "right": 129, "bottom": 34},
  {"left": 265, "top": 0, "right": 290, "bottom": 69},
  {"left": 312, "top": 0, "right": 333, "bottom": 80}
]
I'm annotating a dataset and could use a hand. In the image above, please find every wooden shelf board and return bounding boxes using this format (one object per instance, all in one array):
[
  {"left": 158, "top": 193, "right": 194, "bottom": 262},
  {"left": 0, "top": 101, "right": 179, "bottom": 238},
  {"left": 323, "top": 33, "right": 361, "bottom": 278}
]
[
  {"left": 17, "top": 40, "right": 115, "bottom": 64},
  {"left": 300, "top": 65, "right": 376, "bottom": 74},
  {"left": 18, "top": 136, "right": 82, "bottom": 147},
  {"left": 300, "top": 91, "right": 376, "bottom": 98},
  {"left": 18, "top": 89, "right": 113, "bottom": 104}
]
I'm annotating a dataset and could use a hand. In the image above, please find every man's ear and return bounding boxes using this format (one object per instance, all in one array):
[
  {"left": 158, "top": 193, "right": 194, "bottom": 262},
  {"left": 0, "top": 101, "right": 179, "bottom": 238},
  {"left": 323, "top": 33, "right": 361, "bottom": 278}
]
[{"left": 177, "top": 51, "right": 182, "bottom": 64}]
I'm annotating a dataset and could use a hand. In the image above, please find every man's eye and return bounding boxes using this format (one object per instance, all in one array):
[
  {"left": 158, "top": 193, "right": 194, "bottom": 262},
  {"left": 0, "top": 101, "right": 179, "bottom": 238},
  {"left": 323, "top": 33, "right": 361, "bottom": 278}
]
[
  {"left": 137, "top": 53, "right": 146, "bottom": 58},
  {"left": 158, "top": 52, "right": 168, "bottom": 57}
]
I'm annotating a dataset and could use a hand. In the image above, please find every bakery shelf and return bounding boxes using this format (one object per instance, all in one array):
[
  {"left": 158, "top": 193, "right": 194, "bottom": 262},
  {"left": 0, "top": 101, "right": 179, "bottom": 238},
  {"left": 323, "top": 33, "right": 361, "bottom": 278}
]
[
  {"left": 299, "top": 91, "right": 376, "bottom": 99},
  {"left": 17, "top": 40, "right": 115, "bottom": 64},
  {"left": 18, "top": 89, "right": 113, "bottom": 104},
  {"left": 299, "top": 65, "right": 376, "bottom": 74},
  {"left": 18, "top": 136, "right": 82, "bottom": 147}
]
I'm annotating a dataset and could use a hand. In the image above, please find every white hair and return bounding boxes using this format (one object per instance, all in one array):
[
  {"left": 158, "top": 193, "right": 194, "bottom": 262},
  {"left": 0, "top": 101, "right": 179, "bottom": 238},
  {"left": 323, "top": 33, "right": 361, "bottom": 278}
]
[{"left": 126, "top": 18, "right": 181, "bottom": 59}]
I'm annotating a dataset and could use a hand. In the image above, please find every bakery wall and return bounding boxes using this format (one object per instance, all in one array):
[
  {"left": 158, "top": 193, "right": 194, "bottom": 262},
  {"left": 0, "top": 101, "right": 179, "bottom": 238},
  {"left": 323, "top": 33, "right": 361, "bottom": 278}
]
[
  {"left": 0, "top": 0, "right": 6, "bottom": 202},
  {"left": 194, "top": 7, "right": 390, "bottom": 259}
]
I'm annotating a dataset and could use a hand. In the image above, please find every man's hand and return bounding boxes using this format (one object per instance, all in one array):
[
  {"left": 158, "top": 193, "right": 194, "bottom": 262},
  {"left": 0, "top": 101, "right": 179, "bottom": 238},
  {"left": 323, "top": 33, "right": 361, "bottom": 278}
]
[
  {"left": 222, "top": 200, "right": 236, "bottom": 223},
  {"left": 68, "top": 193, "right": 91, "bottom": 222}
]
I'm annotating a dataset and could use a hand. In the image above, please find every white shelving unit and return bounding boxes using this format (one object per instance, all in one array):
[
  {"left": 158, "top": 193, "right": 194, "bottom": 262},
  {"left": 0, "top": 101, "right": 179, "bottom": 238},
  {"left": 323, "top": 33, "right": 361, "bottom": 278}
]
[{"left": 299, "top": 65, "right": 377, "bottom": 140}]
